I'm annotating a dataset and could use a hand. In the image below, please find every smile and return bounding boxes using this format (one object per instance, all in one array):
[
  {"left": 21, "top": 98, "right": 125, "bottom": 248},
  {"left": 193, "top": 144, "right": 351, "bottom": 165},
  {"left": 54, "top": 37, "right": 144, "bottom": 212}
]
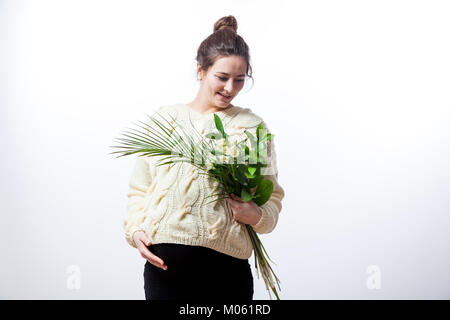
[{"left": 217, "top": 93, "right": 231, "bottom": 100}]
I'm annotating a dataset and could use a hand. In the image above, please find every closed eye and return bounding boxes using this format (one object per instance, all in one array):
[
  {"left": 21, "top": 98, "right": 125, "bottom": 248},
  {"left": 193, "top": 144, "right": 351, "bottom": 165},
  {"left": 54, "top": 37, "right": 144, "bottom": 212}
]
[{"left": 217, "top": 76, "right": 244, "bottom": 82}]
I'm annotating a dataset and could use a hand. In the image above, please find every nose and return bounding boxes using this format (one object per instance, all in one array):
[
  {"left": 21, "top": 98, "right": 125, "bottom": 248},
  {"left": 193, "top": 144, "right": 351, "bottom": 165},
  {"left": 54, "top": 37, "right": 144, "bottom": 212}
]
[{"left": 224, "top": 79, "right": 235, "bottom": 94}]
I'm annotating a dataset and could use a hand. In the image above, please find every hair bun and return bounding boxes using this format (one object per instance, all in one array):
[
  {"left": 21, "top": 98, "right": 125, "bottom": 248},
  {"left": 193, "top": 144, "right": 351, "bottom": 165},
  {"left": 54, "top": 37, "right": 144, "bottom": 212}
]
[{"left": 213, "top": 15, "right": 238, "bottom": 33}]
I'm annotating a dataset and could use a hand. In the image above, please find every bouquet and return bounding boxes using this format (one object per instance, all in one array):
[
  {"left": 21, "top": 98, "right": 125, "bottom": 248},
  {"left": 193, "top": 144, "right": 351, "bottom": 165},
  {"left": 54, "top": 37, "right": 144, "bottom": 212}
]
[{"left": 110, "top": 111, "right": 281, "bottom": 299}]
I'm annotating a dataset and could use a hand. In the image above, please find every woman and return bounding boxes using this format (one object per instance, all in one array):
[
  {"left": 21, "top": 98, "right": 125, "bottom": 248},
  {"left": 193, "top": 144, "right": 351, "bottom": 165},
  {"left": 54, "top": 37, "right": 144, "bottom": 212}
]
[{"left": 124, "top": 15, "right": 285, "bottom": 300}]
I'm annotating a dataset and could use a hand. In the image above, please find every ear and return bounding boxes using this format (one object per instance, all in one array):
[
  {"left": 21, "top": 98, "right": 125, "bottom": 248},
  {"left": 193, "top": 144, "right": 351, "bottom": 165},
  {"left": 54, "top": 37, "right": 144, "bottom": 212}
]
[{"left": 196, "top": 63, "right": 205, "bottom": 80}]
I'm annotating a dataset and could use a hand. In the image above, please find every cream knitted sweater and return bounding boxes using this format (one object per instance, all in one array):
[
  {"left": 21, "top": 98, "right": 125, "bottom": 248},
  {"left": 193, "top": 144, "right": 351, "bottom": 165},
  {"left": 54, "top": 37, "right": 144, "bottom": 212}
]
[{"left": 123, "top": 103, "right": 285, "bottom": 260}]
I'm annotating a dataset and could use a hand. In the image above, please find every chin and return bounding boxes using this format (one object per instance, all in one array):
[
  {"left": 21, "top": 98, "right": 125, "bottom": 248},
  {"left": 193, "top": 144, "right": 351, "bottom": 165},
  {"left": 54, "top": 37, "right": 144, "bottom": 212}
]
[
  {"left": 214, "top": 92, "right": 233, "bottom": 105},
  {"left": 216, "top": 98, "right": 232, "bottom": 107}
]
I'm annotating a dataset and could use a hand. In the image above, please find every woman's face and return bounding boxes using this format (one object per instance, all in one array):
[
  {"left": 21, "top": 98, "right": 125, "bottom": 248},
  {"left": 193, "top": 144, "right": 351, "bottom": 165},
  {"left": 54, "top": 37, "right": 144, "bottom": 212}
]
[{"left": 198, "top": 55, "right": 247, "bottom": 108}]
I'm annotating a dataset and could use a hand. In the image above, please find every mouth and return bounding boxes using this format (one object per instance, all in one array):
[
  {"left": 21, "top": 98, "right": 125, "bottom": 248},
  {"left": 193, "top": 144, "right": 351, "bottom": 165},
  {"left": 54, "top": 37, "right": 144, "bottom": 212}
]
[{"left": 217, "top": 92, "right": 232, "bottom": 101}]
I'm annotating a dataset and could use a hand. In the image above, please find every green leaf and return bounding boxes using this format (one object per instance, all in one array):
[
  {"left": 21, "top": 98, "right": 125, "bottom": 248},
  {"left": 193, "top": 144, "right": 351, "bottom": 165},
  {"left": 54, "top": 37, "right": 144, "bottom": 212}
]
[
  {"left": 244, "top": 145, "right": 250, "bottom": 158},
  {"left": 249, "top": 148, "right": 258, "bottom": 165},
  {"left": 205, "top": 131, "right": 223, "bottom": 139},
  {"left": 256, "top": 123, "right": 264, "bottom": 141},
  {"left": 259, "top": 133, "right": 274, "bottom": 144},
  {"left": 244, "top": 130, "right": 256, "bottom": 146},
  {"left": 248, "top": 167, "right": 256, "bottom": 175},
  {"left": 214, "top": 114, "right": 227, "bottom": 141},
  {"left": 253, "top": 179, "right": 274, "bottom": 206},
  {"left": 244, "top": 171, "right": 256, "bottom": 179},
  {"left": 236, "top": 164, "right": 249, "bottom": 181},
  {"left": 241, "top": 188, "right": 252, "bottom": 202},
  {"left": 247, "top": 170, "right": 263, "bottom": 188},
  {"left": 234, "top": 165, "right": 248, "bottom": 185}
]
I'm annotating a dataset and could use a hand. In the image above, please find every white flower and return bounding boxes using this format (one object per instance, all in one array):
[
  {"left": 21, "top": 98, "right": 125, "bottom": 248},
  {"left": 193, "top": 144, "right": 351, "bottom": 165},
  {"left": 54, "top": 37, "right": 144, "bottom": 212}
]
[
  {"left": 214, "top": 138, "right": 226, "bottom": 151},
  {"left": 227, "top": 144, "right": 239, "bottom": 157}
]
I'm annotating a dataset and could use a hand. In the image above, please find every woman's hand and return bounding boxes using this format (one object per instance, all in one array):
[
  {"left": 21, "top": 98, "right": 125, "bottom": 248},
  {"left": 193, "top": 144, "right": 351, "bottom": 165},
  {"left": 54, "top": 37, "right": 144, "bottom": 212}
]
[
  {"left": 226, "top": 193, "right": 262, "bottom": 225},
  {"left": 133, "top": 231, "right": 168, "bottom": 271}
]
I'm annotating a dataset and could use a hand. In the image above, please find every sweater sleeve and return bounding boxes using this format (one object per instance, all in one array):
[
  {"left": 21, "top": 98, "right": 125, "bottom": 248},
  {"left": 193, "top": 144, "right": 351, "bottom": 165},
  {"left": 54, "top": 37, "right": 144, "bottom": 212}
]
[
  {"left": 250, "top": 122, "right": 285, "bottom": 234},
  {"left": 124, "top": 155, "right": 152, "bottom": 248}
]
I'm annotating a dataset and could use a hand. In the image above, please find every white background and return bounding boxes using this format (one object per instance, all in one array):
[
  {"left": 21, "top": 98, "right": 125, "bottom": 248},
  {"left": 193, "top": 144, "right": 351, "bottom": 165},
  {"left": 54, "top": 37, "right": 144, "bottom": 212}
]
[{"left": 1, "top": 0, "right": 449, "bottom": 299}]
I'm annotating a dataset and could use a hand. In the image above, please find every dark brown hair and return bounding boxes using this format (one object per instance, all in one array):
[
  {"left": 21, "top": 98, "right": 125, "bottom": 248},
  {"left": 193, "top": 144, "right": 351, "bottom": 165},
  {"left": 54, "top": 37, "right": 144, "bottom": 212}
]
[{"left": 195, "top": 15, "right": 254, "bottom": 89}]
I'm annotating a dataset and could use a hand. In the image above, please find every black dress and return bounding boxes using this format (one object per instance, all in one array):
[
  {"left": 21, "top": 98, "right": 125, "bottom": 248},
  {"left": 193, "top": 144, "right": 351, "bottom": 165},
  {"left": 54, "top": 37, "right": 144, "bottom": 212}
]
[{"left": 143, "top": 243, "right": 254, "bottom": 301}]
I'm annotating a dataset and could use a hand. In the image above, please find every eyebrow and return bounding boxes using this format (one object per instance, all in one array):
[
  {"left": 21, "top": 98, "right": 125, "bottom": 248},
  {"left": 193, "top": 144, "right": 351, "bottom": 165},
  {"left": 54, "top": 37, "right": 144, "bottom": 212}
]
[{"left": 216, "top": 72, "right": 246, "bottom": 77}]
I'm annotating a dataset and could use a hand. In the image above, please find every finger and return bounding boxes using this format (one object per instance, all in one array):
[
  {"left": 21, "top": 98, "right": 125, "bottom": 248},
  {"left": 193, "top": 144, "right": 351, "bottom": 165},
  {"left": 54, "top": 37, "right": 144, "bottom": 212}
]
[
  {"left": 229, "top": 198, "right": 242, "bottom": 208},
  {"left": 137, "top": 234, "right": 151, "bottom": 247},
  {"left": 142, "top": 235, "right": 151, "bottom": 246},
  {"left": 133, "top": 231, "right": 150, "bottom": 246},
  {"left": 143, "top": 248, "right": 165, "bottom": 266},
  {"left": 226, "top": 198, "right": 238, "bottom": 208},
  {"left": 228, "top": 194, "right": 240, "bottom": 202},
  {"left": 149, "top": 259, "right": 168, "bottom": 271},
  {"left": 140, "top": 247, "right": 167, "bottom": 270},
  {"left": 231, "top": 193, "right": 243, "bottom": 202},
  {"left": 135, "top": 237, "right": 165, "bottom": 267}
]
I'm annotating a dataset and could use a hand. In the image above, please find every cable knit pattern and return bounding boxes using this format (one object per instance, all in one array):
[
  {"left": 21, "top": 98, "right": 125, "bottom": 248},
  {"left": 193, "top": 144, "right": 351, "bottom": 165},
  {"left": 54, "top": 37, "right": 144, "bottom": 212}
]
[{"left": 123, "top": 103, "right": 285, "bottom": 259}]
